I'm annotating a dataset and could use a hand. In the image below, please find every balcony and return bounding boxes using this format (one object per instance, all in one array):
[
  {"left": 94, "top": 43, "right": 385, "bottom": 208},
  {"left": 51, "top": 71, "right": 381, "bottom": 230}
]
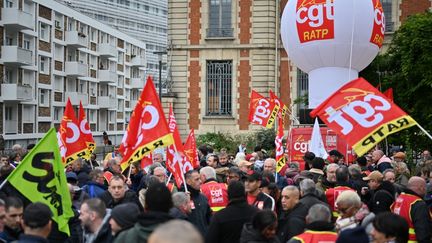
[
  {"left": 65, "top": 30, "right": 88, "bottom": 48},
  {"left": 4, "top": 120, "right": 17, "bottom": 134},
  {"left": 98, "top": 96, "right": 116, "bottom": 109},
  {"left": 65, "top": 62, "right": 88, "bottom": 77},
  {"left": 206, "top": 28, "right": 234, "bottom": 39},
  {"left": 98, "top": 70, "right": 117, "bottom": 83},
  {"left": 65, "top": 92, "right": 88, "bottom": 106},
  {"left": 130, "top": 77, "right": 144, "bottom": 89},
  {"left": 98, "top": 43, "right": 117, "bottom": 58},
  {"left": 1, "top": 83, "right": 33, "bottom": 101},
  {"left": 130, "top": 55, "right": 146, "bottom": 67},
  {"left": 1, "top": 8, "right": 33, "bottom": 30},
  {"left": 1, "top": 46, "right": 32, "bottom": 66}
]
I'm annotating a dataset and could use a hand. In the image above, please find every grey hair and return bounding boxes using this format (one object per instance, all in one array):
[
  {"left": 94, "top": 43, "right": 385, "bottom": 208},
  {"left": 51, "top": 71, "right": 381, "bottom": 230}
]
[
  {"left": 149, "top": 220, "right": 203, "bottom": 243},
  {"left": 199, "top": 166, "right": 216, "bottom": 180},
  {"left": 326, "top": 163, "right": 340, "bottom": 171},
  {"left": 306, "top": 204, "right": 331, "bottom": 223},
  {"left": 335, "top": 190, "right": 361, "bottom": 207},
  {"left": 299, "top": 178, "right": 316, "bottom": 195},
  {"left": 172, "top": 192, "right": 189, "bottom": 208}
]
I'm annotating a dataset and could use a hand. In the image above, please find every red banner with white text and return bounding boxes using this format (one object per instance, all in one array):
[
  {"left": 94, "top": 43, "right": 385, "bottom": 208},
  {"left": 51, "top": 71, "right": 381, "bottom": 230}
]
[
  {"left": 310, "top": 78, "right": 417, "bottom": 156},
  {"left": 78, "top": 101, "right": 95, "bottom": 160},
  {"left": 248, "top": 90, "right": 280, "bottom": 128}
]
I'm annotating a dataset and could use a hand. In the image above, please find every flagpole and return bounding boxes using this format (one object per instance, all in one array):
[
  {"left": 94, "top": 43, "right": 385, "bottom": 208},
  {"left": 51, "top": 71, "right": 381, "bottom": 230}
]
[
  {"left": 172, "top": 143, "right": 188, "bottom": 193},
  {"left": 0, "top": 179, "right": 7, "bottom": 191},
  {"left": 166, "top": 173, "right": 172, "bottom": 186},
  {"left": 416, "top": 124, "right": 432, "bottom": 141}
]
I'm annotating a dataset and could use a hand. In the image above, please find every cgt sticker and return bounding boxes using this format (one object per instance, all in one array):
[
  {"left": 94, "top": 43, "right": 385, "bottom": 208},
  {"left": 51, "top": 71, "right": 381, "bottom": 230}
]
[
  {"left": 370, "top": 0, "right": 385, "bottom": 48},
  {"left": 296, "top": 0, "right": 335, "bottom": 43}
]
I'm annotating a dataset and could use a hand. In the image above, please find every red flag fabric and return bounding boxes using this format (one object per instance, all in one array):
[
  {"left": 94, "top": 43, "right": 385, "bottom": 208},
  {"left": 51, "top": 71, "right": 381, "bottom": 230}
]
[
  {"left": 78, "top": 101, "right": 95, "bottom": 159},
  {"left": 183, "top": 129, "right": 199, "bottom": 169},
  {"left": 248, "top": 90, "right": 280, "bottom": 128},
  {"left": 58, "top": 98, "right": 88, "bottom": 164},
  {"left": 140, "top": 153, "right": 153, "bottom": 169},
  {"left": 383, "top": 88, "right": 394, "bottom": 102},
  {"left": 310, "top": 78, "right": 417, "bottom": 156},
  {"left": 269, "top": 90, "right": 288, "bottom": 120},
  {"left": 165, "top": 104, "right": 193, "bottom": 187},
  {"left": 275, "top": 117, "right": 287, "bottom": 173},
  {"left": 120, "top": 77, "right": 174, "bottom": 171}
]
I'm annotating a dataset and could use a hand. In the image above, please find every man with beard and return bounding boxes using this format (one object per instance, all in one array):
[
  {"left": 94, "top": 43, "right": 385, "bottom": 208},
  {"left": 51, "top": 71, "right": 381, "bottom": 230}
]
[
  {"left": 0, "top": 197, "right": 23, "bottom": 242},
  {"left": 79, "top": 198, "right": 112, "bottom": 243},
  {"left": 317, "top": 163, "right": 339, "bottom": 192}
]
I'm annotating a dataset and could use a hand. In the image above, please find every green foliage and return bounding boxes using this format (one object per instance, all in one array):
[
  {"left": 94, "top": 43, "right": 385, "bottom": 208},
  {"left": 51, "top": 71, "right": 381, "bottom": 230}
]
[
  {"left": 196, "top": 128, "right": 277, "bottom": 154},
  {"left": 361, "top": 12, "right": 432, "bottom": 150}
]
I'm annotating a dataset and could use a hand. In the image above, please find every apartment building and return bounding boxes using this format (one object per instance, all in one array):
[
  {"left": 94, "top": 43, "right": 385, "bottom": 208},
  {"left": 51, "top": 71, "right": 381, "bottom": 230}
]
[
  {"left": 0, "top": 0, "right": 147, "bottom": 147},
  {"left": 168, "top": 0, "right": 431, "bottom": 137},
  {"left": 60, "top": 0, "right": 169, "bottom": 92}
]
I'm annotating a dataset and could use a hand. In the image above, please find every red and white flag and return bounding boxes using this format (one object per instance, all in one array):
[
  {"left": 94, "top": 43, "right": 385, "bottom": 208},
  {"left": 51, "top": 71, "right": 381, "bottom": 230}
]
[
  {"left": 310, "top": 78, "right": 417, "bottom": 156},
  {"left": 58, "top": 98, "right": 88, "bottom": 164},
  {"left": 78, "top": 101, "right": 95, "bottom": 159},
  {"left": 269, "top": 90, "right": 288, "bottom": 120},
  {"left": 120, "top": 76, "right": 174, "bottom": 171},
  {"left": 140, "top": 153, "right": 153, "bottom": 169},
  {"left": 248, "top": 90, "right": 280, "bottom": 128},
  {"left": 166, "top": 104, "right": 193, "bottom": 188},
  {"left": 183, "top": 129, "right": 199, "bottom": 169},
  {"left": 275, "top": 117, "right": 286, "bottom": 173}
]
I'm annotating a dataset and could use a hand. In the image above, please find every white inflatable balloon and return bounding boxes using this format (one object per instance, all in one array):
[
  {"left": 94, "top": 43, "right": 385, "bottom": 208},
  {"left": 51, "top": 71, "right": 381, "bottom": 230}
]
[{"left": 281, "top": 0, "right": 385, "bottom": 108}]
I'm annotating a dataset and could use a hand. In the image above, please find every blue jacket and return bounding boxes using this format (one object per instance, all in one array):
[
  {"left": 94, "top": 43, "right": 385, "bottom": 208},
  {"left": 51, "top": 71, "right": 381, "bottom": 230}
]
[{"left": 82, "top": 181, "right": 107, "bottom": 198}]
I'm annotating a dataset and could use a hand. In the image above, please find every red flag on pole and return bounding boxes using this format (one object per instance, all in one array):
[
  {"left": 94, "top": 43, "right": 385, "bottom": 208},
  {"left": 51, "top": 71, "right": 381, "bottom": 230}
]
[
  {"left": 383, "top": 88, "right": 394, "bottom": 102},
  {"left": 120, "top": 77, "right": 174, "bottom": 171},
  {"left": 58, "top": 98, "right": 88, "bottom": 164},
  {"left": 78, "top": 101, "right": 95, "bottom": 159},
  {"left": 183, "top": 129, "right": 199, "bottom": 169},
  {"left": 248, "top": 90, "right": 280, "bottom": 128},
  {"left": 140, "top": 153, "right": 153, "bottom": 169},
  {"left": 269, "top": 90, "right": 288, "bottom": 120},
  {"left": 275, "top": 117, "right": 287, "bottom": 173},
  {"left": 310, "top": 78, "right": 417, "bottom": 156}
]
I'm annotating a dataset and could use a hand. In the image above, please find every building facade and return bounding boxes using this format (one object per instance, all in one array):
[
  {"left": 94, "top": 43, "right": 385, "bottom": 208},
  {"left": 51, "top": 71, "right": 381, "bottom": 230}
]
[
  {"left": 168, "top": 0, "right": 431, "bottom": 137},
  {"left": 61, "top": 0, "right": 169, "bottom": 92},
  {"left": 0, "top": 0, "right": 147, "bottom": 147}
]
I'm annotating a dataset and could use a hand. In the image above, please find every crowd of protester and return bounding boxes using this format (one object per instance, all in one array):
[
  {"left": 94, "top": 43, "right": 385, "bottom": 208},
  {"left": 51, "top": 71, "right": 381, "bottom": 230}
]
[{"left": 0, "top": 142, "right": 431, "bottom": 243}]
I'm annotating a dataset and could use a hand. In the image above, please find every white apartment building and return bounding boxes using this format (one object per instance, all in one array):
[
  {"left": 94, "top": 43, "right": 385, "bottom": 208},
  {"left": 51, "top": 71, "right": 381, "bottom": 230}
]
[
  {"left": 0, "top": 0, "right": 147, "bottom": 148},
  {"left": 60, "top": 0, "right": 168, "bottom": 92}
]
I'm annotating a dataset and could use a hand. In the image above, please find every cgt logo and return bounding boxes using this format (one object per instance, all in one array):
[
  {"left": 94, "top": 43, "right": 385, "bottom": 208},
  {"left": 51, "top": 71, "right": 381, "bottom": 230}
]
[
  {"left": 296, "top": 0, "right": 335, "bottom": 43},
  {"left": 370, "top": 0, "right": 385, "bottom": 48},
  {"left": 251, "top": 98, "right": 272, "bottom": 125}
]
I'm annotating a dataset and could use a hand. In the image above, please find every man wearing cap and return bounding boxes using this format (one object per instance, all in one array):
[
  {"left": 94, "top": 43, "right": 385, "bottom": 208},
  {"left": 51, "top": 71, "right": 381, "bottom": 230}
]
[
  {"left": 206, "top": 181, "right": 258, "bottom": 243},
  {"left": 109, "top": 203, "right": 140, "bottom": 237},
  {"left": 199, "top": 167, "right": 229, "bottom": 213},
  {"left": 17, "top": 202, "right": 52, "bottom": 243},
  {"left": 391, "top": 176, "right": 432, "bottom": 243},
  {"left": 362, "top": 171, "right": 395, "bottom": 215},
  {"left": 245, "top": 171, "right": 275, "bottom": 210},
  {"left": 238, "top": 160, "right": 253, "bottom": 174}
]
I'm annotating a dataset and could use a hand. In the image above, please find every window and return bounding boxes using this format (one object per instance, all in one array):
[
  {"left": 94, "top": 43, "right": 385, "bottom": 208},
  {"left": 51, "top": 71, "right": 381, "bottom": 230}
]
[
  {"left": 5, "top": 106, "right": 13, "bottom": 121},
  {"left": 297, "top": 68, "right": 308, "bottom": 110},
  {"left": 382, "top": 0, "right": 393, "bottom": 32},
  {"left": 109, "top": 111, "right": 115, "bottom": 123},
  {"left": 5, "top": 0, "right": 13, "bottom": 8},
  {"left": 22, "top": 105, "right": 34, "bottom": 123},
  {"left": 206, "top": 60, "right": 232, "bottom": 116},
  {"left": 208, "top": 0, "right": 232, "bottom": 37},
  {"left": 54, "top": 107, "right": 62, "bottom": 121},
  {"left": 6, "top": 37, "right": 13, "bottom": 46},
  {"left": 39, "top": 23, "right": 49, "bottom": 41},
  {"left": 39, "top": 56, "right": 49, "bottom": 74},
  {"left": 23, "top": 39, "right": 30, "bottom": 50},
  {"left": 54, "top": 76, "right": 63, "bottom": 91},
  {"left": 39, "top": 89, "right": 49, "bottom": 106},
  {"left": 5, "top": 69, "right": 13, "bottom": 83}
]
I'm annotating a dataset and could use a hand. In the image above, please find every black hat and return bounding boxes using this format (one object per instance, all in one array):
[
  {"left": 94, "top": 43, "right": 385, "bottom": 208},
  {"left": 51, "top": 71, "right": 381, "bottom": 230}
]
[
  {"left": 312, "top": 157, "right": 325, "bottom": 170},
  {"left": 23, "top": 202, "right": 52, "bottom": 228},
  {"left": 246, "top": 171, "right": 262, "bottom": 182},
  {"left": 329, "top": 150, "right": 343, "bottom": 157},
  {"left": 228, "top": 181, "right": 246, "bottom": 200},
  {"left": 303, "top": 152, "right": 315, "bottom": 161},
  {"left": 111, "top": 203, "right": 140, "bottom": 229}
]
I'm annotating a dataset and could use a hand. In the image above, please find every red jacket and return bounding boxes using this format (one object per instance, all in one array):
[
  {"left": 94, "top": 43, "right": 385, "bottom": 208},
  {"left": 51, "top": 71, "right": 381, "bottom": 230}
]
[{"left": 201, "top": 180, "right": 228, "bottom": 212}]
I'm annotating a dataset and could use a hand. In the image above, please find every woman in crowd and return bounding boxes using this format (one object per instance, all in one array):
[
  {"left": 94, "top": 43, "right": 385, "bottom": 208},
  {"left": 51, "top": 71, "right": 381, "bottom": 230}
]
[
  {"left": 240, "top": 210, "right": 280, "bottom": 243},
  {"left": 370, "top": 212, "right": 409, "bottom": 243}
]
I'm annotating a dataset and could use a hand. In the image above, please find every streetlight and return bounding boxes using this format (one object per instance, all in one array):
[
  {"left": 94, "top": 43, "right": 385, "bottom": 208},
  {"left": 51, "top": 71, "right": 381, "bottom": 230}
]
[{"left": 153, "top": 51, "right": 167, "bottom": 101}]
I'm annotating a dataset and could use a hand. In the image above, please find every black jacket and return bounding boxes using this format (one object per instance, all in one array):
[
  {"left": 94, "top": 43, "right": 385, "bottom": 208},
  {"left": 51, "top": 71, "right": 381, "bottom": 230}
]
[
  {"left": 182, "top": 184, "right": 212, "bottom": 236},
  {"left": 287, "top": 221, "right": 335, "bottom": 243},
  {"left": 403, "top": 189, "right": 432, "bottom": 243},
  {"left": 169, "top": 207, "right": 189, "bottom": 220},
  {"left": 17, "top": 234, "right": 49, "bottom": 243},
  {"left": 299, "top": 192, "right": 329, "bottom": 216},
  {"left": 98, "top": 190, "right": 141, "bottom": 210},
  {"left": 206, "top": 199, "right": 259, "bottom": 243},
  {"left": 252, "top": 192, "right": 275, "bottom": 211},
  {"left": 83, "top": 216, "right": 113, "bottom": 243},
  {"left": 240, "top": 223, "right": 281, "bottom": 243},
  {"left": 368, "top": 181, "right": 395, "bottom": 215},
  {"left": 277, "top": 203, "right": 306, "bottom": 243}
]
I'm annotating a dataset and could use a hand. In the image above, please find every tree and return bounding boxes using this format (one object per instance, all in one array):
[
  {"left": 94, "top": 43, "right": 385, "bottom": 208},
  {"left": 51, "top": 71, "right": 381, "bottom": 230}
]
[{"left": 361, "top": 11, "right": 432, "bottom": 152}]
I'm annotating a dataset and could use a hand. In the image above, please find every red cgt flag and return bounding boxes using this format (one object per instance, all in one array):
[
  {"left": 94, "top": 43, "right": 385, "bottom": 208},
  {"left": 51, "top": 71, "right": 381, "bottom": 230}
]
[
  {"left": 248, "top": 90, "right": 280, "bottom": 128},
  {"left": 310, "top": 78, "right": 417, "bottom": 156},
  {"left": 166, "top": 104, "right": 193, "bottom": 188},
  {"left": 78, "top": 101, "right": 95, "bottom": 159},
  {"left": 120, "top": 77, "right": 174, "bottom": 171},
  {"left": 269, "top": 90, "right": 288, "bottom": 120},
  {"left": 383, "top": 88, "right": 394, "bottom": 102},
  {"left": 58, "top": 98, "right": 88, "bottom": 164},
  {"left": 275, "top": 117, "right": 287, "bottom": 173},
  {"left": 140, "top": 153, "right": 153, "bottom": 169},
  {"left": 183, "top": 129, "right": 199, "bottom": 169}
]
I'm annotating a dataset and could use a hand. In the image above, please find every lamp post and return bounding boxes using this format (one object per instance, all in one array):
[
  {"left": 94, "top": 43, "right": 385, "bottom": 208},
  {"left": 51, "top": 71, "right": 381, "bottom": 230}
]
[{"left": 153, "top": 51, "right": 167, "bottom": 101}]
